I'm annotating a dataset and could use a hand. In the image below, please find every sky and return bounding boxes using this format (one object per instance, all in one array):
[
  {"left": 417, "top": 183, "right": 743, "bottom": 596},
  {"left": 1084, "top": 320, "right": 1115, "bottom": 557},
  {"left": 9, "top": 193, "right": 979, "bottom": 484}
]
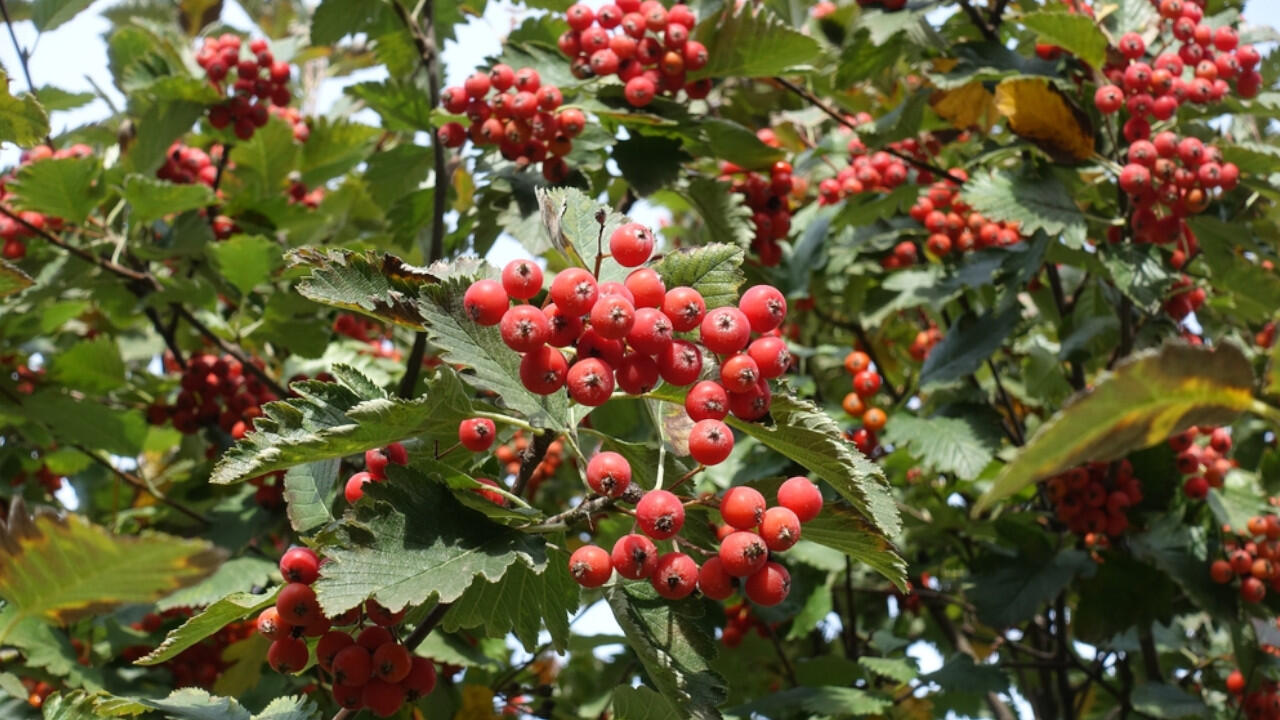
[{"left": 8, "top": 1, "right": 1278, "bottom": 717}]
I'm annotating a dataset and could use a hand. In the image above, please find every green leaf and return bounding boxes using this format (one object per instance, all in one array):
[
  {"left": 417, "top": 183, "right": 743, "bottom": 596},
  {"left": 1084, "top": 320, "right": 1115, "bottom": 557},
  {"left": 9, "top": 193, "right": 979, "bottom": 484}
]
[
  {"left": 1105, "top": 0, "right": 1160, "bottom": 37},
  {"left": 0, "top": 73, "right": 49, "bottom": 146},
  {"left": 1129, "top": 515, "right": 1236, "bottom": 618},
  {"left": 961, "top": 171, "right": 1087, "bottom": 248},
  {"left": 31, "top": 0, "right": 93, "bottom": 31},
  {"left": 0, "top": 608, "right": 103, "bottom": 690},
  {"left": 535, "top": 186, "right": 630, "bottom": 283},
  {"left": 1074, "top": 553, "right": 1173, "bottom": 641},
  {"left": 346, "top": 81, "right": 434, "bottom": 132},
  {"left": 211, "top": 366, "right": 472, "bottom": 485},
  {"left": 974, "top": 342, "right": 1256, "bottom": 514},
  {"left": 881, "top": 410, "right": 1002, "bottom": 481},
  {"left": 32, "top": 87, "right": 93, "bottom": 112},
  {"left": 856, "top": 89, "right": 930, "bottom": 147},
  {"left": 919, "top": 302, "right": 1020, "bottom": 387},
  {"left": 0, "top": 258, "right": 33, "bottom": 298},
  {"left": 128, "top": 98, "right": 205, "bottom": 175},
  {"left": 837, "top": 29, "right": 905, "bottom": 86},
  {"left": 48, "top": 336, "right": 125, "bottom": 393},
  {"left": 122, "top": 175, "right": 215, "bottom": 225},
  {"left": 1192, "top": 217, "right": 1280, "bottom": 324},
  {"left": 137, "top": 589, "right": 278, "bottom": 666},
  {"left": 441, "top": 545, "right": 578, "bottom": 653},
  {"left": 207, "top": 235, "right": 281, "bottom": 296},
  {"left": 1102, "top": 243, "right": 1176, "bottom": 313},
  {"left": 283, "top": 459, "right": 340, "bottom": 535},
  {"left": 859, "top": 656, "right": 918, "bottom": 684},
  {"left": 969, "top": 549, "right": 1092, "bottom": 628},
  {"left": 314, "top": 469, "right": 549, "bottom": 616},
  {"left": 298, "top": 118, "right": 380, "bottom": 187},
  {"left": 614, "top": 132, "right": 689, "bottom": 196},
  {"left": 700, "top": 118, "right": 784, "bottom": 170},
  {"left": 677, "top": 176, "right": 755, "bottom": 249},
  {"left": 1021, "top": 11, "right": 1108, "bottom": 68},
  {"left": 921, "top": 655, "right": 1010, "bottom": 695},
  {"left": 724, "top": 686, "right": 892, "bottom": 718},
  {"left": 289, "top": 247, "right": 438, "bottom": 329},
  {"left": 227, "top": 118, "right": 300, "bottom": 205},
  {"left": 690, "top": 3, "right": 823, "bottom": 79},
  {"left": 802, "top": 505, "right": 906, "bottom": 591},
  {"left": 9, "top": 156, "right": 100, "bottom": 225},
  {"left": 1129, "top": 684, "right": 1208, "bottom": 718},
  {"left": 157, "top": 556, "right": 278, "bottom": 612},
  {"left": 606, "top": 583, "right": 727, "bottom": 719},
  {"left": 613, "top": 686, "right": 682, "bottom": 720},
  {"left": 650, "top": 244, "right": 746, "bottom": 310},
  {"left": 10, "top": 389, "right": 146, "bottom": 456},
  {"left": 386, "top": 187, "right": 434, "bottom": 249},
  {"left": 141, "top": 689, "right": 249, "bottom": 720},
  {"left": 0, "top": 499, "right": 224, "bottom": 625}
]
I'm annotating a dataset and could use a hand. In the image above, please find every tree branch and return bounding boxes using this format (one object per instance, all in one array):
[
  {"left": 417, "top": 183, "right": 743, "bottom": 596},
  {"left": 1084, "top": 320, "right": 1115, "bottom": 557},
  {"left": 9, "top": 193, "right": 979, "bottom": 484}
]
[
  {"left": 957, "top": 0, "right": 999, "bottom": 42},
  {"left": 1053, "top": 594, "right": 1075, "bottom": 719},
  {"left": 511, "top": 431, "right": 554, "bottom": 498},
  {"left": 0, "top": 0, "right": 53, "bottom": 148},
  {"left": 1045, "top": 264, "right": 1087, "bottom": 390},
  {"left": 0, "top": 205, "right": 152, "bottom": 284},
  {"left": 74, "top": 445, "right": 209, "bottom": 526},
  {"left": 926, "top": 601, "right": 1018, "bottom": 720}
]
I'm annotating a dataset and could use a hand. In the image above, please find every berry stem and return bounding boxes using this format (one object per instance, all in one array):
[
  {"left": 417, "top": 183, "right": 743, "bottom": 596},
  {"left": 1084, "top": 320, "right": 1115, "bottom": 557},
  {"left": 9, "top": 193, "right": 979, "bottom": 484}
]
[
  {"left": 471, "top": 411, "right": 537, "bottom": 433},
  {"left": 1249, "top": 399, "right": 1280, "bottom": 429},
  {"left": 592, "top": 207, "right": 607, "bottom": 280},
  {"left": 665, "top": 464, "right": 705, "bottom": 493}
]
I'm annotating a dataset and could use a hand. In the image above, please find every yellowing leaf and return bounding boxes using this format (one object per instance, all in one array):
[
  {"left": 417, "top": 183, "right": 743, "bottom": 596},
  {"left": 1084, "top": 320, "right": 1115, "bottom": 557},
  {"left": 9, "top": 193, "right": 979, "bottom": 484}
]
[
  {"left": 931, "top": 81, "right": 997, "bottom": 132},
  {"left": 0, "top": 498, "right": 224, "bottom": 625},
  {"left": 454, "top": 685, "right": 500, "bottom": 720},
  {"left": 994, "top": 77, "right": 1094, "bottom": 162}
]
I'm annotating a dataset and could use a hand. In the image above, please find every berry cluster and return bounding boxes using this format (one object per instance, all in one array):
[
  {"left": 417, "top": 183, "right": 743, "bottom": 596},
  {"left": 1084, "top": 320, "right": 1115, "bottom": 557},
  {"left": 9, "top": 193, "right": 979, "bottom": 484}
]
[
  {"left": 344, "top": 442, "right": 409, "bottom": 503},
  {"left": 558, "top": 1, "right": 709, "bottom": 106},
  {"left": 897, "top": 171, "right": 1026, "bottom": 267},
  {"left": 908, "top": 325, "right": 942, "bottom": 362},
  {"left": 258, "top": 547, "right": 437, "bottom": 716},
  {"left": 332, "top": 314, "right": 402, "bottom": 362},
  {"left": 1169, "top": 425, "right": 1234, "bottom": 499},
  {"left": 568, "top": 462, "right": 821, "bottom": 608},
  {"left": 819, "top": 124, "right": 944, "bottom": 205},
  {"left": 719, "top": 599, "right": 771, "bottom": 648},
  {"left": 840, "top": 351, "right": 886, "bottom": 456},
  {"left": 1045, "top": 461, "right": 1144, "bottom": 541},
  {"left": 122, "top": 609, "right": 255, "bottom": 689},
  {"left": 1162, "top": 274, "right": 1207, "bottom": 320},
  {"left": 720, "top": 158, "right": 795, "bottom": 266},
  {"left": 19, "top": 678, "right": 54, "bottom": 709},
  {"left": 492, "top": 430, "right": 569, "bottom": 498},
  {"left": 147, "top": 353, "right": 277, "bottom": 437},
  {"left": 248, "top": 470, "right": 286, "bottom": 510},
  {"left": 1209, "top": 513, "right": 1280, "bottom": 604},
  {"left": 10, "top": 461, "right": 64, "bottom": 494},
  {"left": 1227, "top": 671, "right": 1280, "bottom": 720},
  {"left": 439, "top": 66, "right": 581, "bottom": 184},
  {"left": 463, "top": 228, "right": 793, "bottom": 467},
  {"left": 197, "top": 35, "right": 293, "bottom": 140},
  {"left": 0, "top": 144, "right": 92, "bottom": 260},
  {"left": 288, "top": 179, "right": 324, "bottom": 208},
  {"left": 157, "top": 142, "right": 225, "bottom": 187},
  {"left": 269, "top": 105, "right": 311, "bottom": 143}
]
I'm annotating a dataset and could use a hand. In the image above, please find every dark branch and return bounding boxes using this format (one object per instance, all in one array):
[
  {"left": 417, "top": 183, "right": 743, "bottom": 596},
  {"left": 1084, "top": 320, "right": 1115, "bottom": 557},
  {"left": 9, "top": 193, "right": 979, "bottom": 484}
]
[
  {"left": 957, "top": 0, "right": 999, "bottom": 42},
  {"left": 511, "top": 431, "right": 554, "bottom": 498},
  {"left": 75, "top": 445, "right": 209, "bottom": 526}
]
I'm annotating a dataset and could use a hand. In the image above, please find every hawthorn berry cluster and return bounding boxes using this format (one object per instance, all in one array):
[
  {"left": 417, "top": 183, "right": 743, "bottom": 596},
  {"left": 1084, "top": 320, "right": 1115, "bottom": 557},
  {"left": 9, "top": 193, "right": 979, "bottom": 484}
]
[
  {"left": 343, "top": 442, "right": 409, "bottom": 503},
  {"left": 463, "top": 224, "right": 793, "bottom": 466},
  {"left": 840, "top": 350, "right": 887, "bottom": 456},
  {"left": 568, "top": 460, "right": 821, "bottom": 608},
  {"left": 720, "top": 158, "right": 797, "bottom": 267},
  {"left": 1169, "top": 425, "right": 1234, "bottom": 499},
  {"left": 819, "top": 123, "right": 946, "bottom": 205},
  {"left": 1226, "top": 670, "right": 1280, "bottom": 720},
  {"left": 332, "top": 313, "right": 404, "bottom": 362},
  {"left": 10, "top": 462, "right": 64, "bottom": 494},
  {"left": 558, "top": 1, "right": 710, "bottom": 107},
  {"left": 258, "top": 547, "right": 437, "bottom": 717},
  {"left": 157, "top": 141, "right": 224, "bottom": 187},
  {"left": 1045, "top": 460, "right": 1144, "bottom": 541},
  {"left": 147, "top": 353, "right": 277, "bottom": 437},
  {"left": 907, "top": 325, "right": 942, "bottom": 362},
  {"left": 905, "top": 171, "right": 1026, "bottom": 264},
  {"left": 439, "top": 66, "right": 581, "bottom": 184},
  {"left": 0, "top": 144, "right": 91, "bottom": 260},
  {"left": 1209, "top": 513, "right": 1280, "bottom": 605},
  {"left": 122, "top": 609, "right": 255, "bottom": 689},
  {"left": 719, "top": 599, "right": 771, "bottom": 648},
  {"left": 288, "top": 179, "right": 325, "bottom": 209},
  {"left": 197, "top": 35, "right": 293, "bottom": 141}
]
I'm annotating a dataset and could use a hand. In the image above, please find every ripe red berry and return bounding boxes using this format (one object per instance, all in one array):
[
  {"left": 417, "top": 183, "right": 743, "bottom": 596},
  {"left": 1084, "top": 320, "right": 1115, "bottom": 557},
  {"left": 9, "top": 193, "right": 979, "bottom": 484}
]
[
  {"left": 686, "top": 380, "right": 729, "bottom": 422},
  {"left": 625, "top": 267, "right": 666, "bottom": 307},
  {"left": 544, "top": 303, "right": 584, "bottom": 347},
  {"left": 1118, "top": 32, "right": 1146, "bottom": 59},
  {"left": 720, "top": 354, "right": 760, "bottom": 394},
  {"left": 458, "top": 417, "right": 497, "bottom": 452},
  {"left": 590, "top": 294, "right": 637, "bottom": 339},
  {"left": 332, "top": 683, "right": 363, "bottom": 710},
  {"left": 627, "top": 307, "right": 675, "bottom": 355},
  {"left": 700, "top": 307, "right": 751, "bottom": 354},
  {"left": 1241, "top": 576, "right": 1266, "bottom": 603},
  {"left": 760, "top": 506, "right": 801, "bottom": 551},
  {"left": 719, "top": 531, "right": 769, "bottom": 577},
  {"left": 657, "top": 339, "right": 703, "bottom": 386},
  {"left": 650, "top": 552, "right": 698, "bottom": 599},
  {"left": 550, "top": 267, "right": 599, "bottom": 315},
  {"left": 362, "top": 678, "right": 406, "bottom": 718},
  {"left": 500, "top": 304, "right": 551, "bottom": 352},
  {"left": 610, "top": 222, "right": 656, "bottom": 267},
  {"left": 636, "top": 489, "right": 686, "bottom": 539},
  {"left": 257, "top": 606, "right": 288, "bottom": 640},
  {"left": 276, "top": 582, "right": 319, "bottom": 625},
  {"left": 720, "top": 486, "right": 766, "bottom": 529},
  {"left": 463, "top": 279, "right": 509, "bottom": 326},
  {"left": 1226, "top": 669, "right": 1246, "bottom": 694},
  {"left": 490, "top": 63, "right": 515, "bottom": 91},
  {"left": 744, "top": 561, "right": 790, "bottom": 606},
  {"left": 1209, "top": 559, "right": 1234, "bottom": 584},
  {"left": 567, "top": 357, "right": 616, "bottom": 406},
  {"left": 852, "top": 369, "right": 881, "bottom": 397},
  {"left": 502, "top": 259, "right": 543, "bottom": 300},
  {"left": 1183, "top": 475, "right": 1209, "bottom": 500},
  {"left": 587, "top": 451, "right": 632, "bottom": 497},
  {"left": 624, "top": 76, "right": 656, "bottom": 106},
  {"left": 267, "top": 637, "right": 309, "bottom": 673},
  {"left": 747, "top": 336, "right": 791, "bottom": 379},
  {"left": 663, "top": 286, "right": 706, "bottom": 332},
  {"left": 738, "top": 285, "right": 787, "bottom": 333},
  {"left": 566, "top": 3, "right": 595, "bottom": 31},
  {"left": 332, "top": 645, "right": 373, "bottom": 685},
  {"left": 616, "top": 352, "right": 660, "bottom": 394},
  {"left": 402, "top": 656, "right": 437, "bottom": 700},
  {"left": 689, "top": 418, "right": 734, "bottom": 465},
  {"left": 697, "top": 556, "right": 735, "bottom": 600},
  {"left": 365, "top": 598, "right": 406, "bottom": 626},
  {"left": 519, "top": 346, "right": 569, "bottom": 394},
  {"left": 611, "top": 533, "right": 659, "bottom": 579},
  {"left": 777, "top": 476, "right": 823, "bottom": 522},
  {"left": 569, "top": 544, "right": 613, "bottom": 587},
  {"left": 279, "top": 546, "right": 320, "bottom": 584},
  {"left": 316, "top": 630, "right": 355, "bottom": 672},
  {"left": 371, "top": 642, "right": 412, "bottom": 683}
]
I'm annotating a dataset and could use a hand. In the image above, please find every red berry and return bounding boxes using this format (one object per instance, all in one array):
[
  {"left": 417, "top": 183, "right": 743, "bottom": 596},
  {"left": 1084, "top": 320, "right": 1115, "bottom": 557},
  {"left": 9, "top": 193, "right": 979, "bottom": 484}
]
[
  {"left": 650, "top": 552, "right": 698, "bottom": 599},
  {"left": 662, "top": 286, "right": 706, "bottom": 331},
  {"left": 520, "top": 346, "right": 569, "bottom": 394},
  {"left": 502, "top": 259, "right": 543, "bottom": 300},
  {"left": 1241, "top": 576, "right": 1266, "bottom": 603},
  {"left": 345, "top": 471, "right": 373, "bottom": 503},
  {"left": 463, "top": 279, "right": 509, "bottom": 325},
  {"left": 698, "top": 556, "right": 735, "bottom": 600},
  {"left": 852, "top": 369, "right": 881, "bottom": 397},
  {"left": 636, "top": 489, "right": 685, "bottom": 539},
  {"left": 365, "top": 598, "right": 406, "bottom": 626},
  {"left": 500, "top": 304, "right": 551, "bottom": 352},
  {"left": 362, "top": 679, "right": 406, "bottom": 718},
  {"left": 612, "top": 533, "right": 659, "bottom": 579},
  {"left": 624, "top": 76, "right": 656, "bottom": 107},
  {"left": 760, "top": 506, "right": 801, "bottom": 551},
  {"left": 1209, "top": 559, "right": 1234, "bottom": 584},
  {"left": 276, "top": 582, "right": 319, "bottom": 624},
  {"left": 1183, "top": 475, "right": 1209, "bottom": 500},
  {"left": 267, "top": 637, "right": 309, "bottom": 673},
  {"left": 587, "top": 451, "right": 632, "bottom": 497},
  {"left": 777, "top": 476, "right": 822, "bottom": 522},
  {"left": 688, "top": 418, "right": 734, "bottom": 465},
  {"left": 489, "top": 63, "right": 515, "bottom": 91},
  {"left": 718, "top": 531, "right": 769, "bottom": 577},
  {"left": 720, "top": 486, "right": 766, "bottom": 529},
  {"left": 569, "top": 544, "right": 613, "bottom": 587},
  {"left": 738, "top": 285, "right": 787, "bottom": 333},
  {"left": 371, "top": 642, "right": 412, "bottom": 683},
  {"left": 566, "top": 3, "right": 595, "bottom": 31},
  {"left": 590, "top": 294, "right": 637, "bottom": 339},
  {"left": 544, "top": 303, "right": 584, "bottom": 347},
  {"left": 686, "top": 380, "right": 729, "bottom": 422},
  {"left": 514, "top": 68, "right": 541, "bottom": 92},
  {"left": 748, "top": 336, "right": 791, "bottom": 379},
  {"left": 1226, "top": 669, "right": 1245, "bottom": 694},
  {"left": 719, "top": 354, "right": 760, "bottom": 394},
  {"left": 615, "top": 352, "right": 660, "bottom": 394},
  {"left": 317, "top": 630, "right": 355, "bottom": 672},
  {"left": 657, "top": 339, "right": 703, "bottom": 386},
  {"left": 700, "top": 307, "right": 751, "bottom": 354},
  {"left": 744, "top": 561, "right": 790, "bottom": 606},
  {"left": 332, "top": 645, "right": 373, "bottom": 685},
  {"left": 610, "top": 222, "right": 656, "bottom": 267},
  {"left": 625, "top": 267, "right": 666, "bottom": 307},
  {"left": 627, "top": 307, "right": 675, "bottom": 355},
  {"left": 332, "top": 684, "right": 363, "bottom": 710},
  {"left": 256, "top": 606, "right": 288, "bottom": 640},
  {"left": 402, "top": 656, "right": 437, "bottom": 700},
  {"left": 356, "top": 625, "right": 394, "bottom": 651},
  {"left": 567, "top": 357, "right": 615, "bottom": 406},
  {"left": 458, "top": 417, "right": 497, "bottom": 452},
  {"left": 550, "top": 267, "right": 599, "bottom": 315},
  {"left": 1118, "top": 32, "right": 1145, "bottom": 59},
  {"left": 279, "top": 546, "right": 320, "bottom": 584}
]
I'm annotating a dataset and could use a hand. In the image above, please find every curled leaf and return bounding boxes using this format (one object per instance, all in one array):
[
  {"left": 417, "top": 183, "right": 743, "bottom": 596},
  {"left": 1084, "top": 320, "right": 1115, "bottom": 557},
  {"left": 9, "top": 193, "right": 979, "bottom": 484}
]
[{"left": 994, "top": 77, "right": 1094, "bottom": 162}]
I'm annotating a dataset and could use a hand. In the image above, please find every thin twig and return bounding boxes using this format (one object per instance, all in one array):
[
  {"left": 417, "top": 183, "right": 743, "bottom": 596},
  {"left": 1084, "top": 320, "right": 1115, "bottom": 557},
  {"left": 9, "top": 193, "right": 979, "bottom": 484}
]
[
  {"left": 1053, "top": 594, "right": 1074, "bottom": 719},
  {"left": 511, "top": 431, "right": 554, "bottom": 498},
  {"left": 523, "top": 494, "right": 618, "bottom": 534},
  {"left": 957, "top": 0, "right": 999, "bottom": 42},
  {"left": 1046, "top": 264, "right": 1087, "bottom": 390},
  {"left": 0, "top": 0, "right": 52, "bottom": 148},
  {"left": 0, "top": 205, "right": 152, "bottom": 284},
  {"left": 986, "top": 358, "right": 1024, "bottom": 446},
  {"left": 75, "top": 446, "right": 209, "bottom": 525},
  {"left": 989, "top": 0, "right": 1013, "bottom": 28},
  {"left": 764, "top": 622, "right": 798, "bottom": 688},
  {"left": 84, "top": 73, "right": 120, "bottom": 114},
  {"left": 144, "top": 306, "right": 186, "bottom": 370}
]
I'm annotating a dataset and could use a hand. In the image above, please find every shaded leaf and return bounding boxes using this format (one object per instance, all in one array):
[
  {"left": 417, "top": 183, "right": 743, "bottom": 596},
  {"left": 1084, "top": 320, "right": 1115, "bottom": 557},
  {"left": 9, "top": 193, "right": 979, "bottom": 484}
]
[
  {"left": 441, "top": 545, "right": 578, "bottom": 653},
  {"left": 802, "top": 505, "right": 907, "bottom": 591},
  {"left": 137, "top": 589, "right": 278, "bottom": 666},
  {"left": 290, "top": 247, "right": 437, "bottom": 329},
  {"left": 32, "top": 0, "right": 93, "bottom": 31},
  {"left": 677, "top": 176, "right": 755, "bottom": 249},
  {"left": 613, "top": 686, "right": 682, "bottom": 720},
  {"left": 0, "top": 607, "right": 104, "bottom": 689},
  {"left": 7, "top": 389, "right": 146, "bottom": 456},
  {"left": 881, "top": 410, "right": 1002, "bottom": 480},
  {"left": 650, "top": 244, "right": 745, "bottom": 310},
  {"left": 614, "top": 133, "right": 689, "bottom": 196},
  {"left": 157, "top": 556, "right": 278, "bottom": 612},
  {"left": 920, "top": 303, "right": 1020, "bottom": 388},
  {"left": 724, "top": 686, "right": 891, "bottom": 718},
  {"left": 207, "top": 235, "right": 280, "bottom": 296},
  {"left": 122, "top": 175, "right": 215, "bottom": 225},
  {"left": 1130, "top": 684, "right": 1209, "bottom": 719},
  {"left": 969, "top": 549, "right": 1092, "bottom": 628},
  {"left": 974, "top": 343, "right": 1256, "bottom": 514},
  {"left": 961, "top": 171, "right": 1087, "bottom": 248}
]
